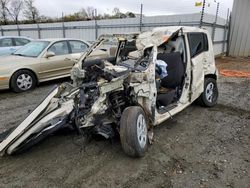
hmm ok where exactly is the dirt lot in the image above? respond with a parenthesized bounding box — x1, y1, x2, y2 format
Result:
(0, 57, 249, 188)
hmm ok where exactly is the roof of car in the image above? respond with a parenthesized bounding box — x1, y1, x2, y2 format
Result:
(0, 36, 32, 39)
(34, 38, 90, 44)
(37, 38, 72, 41)
(150, 26, 208, 34)
(0, 36, 89, 44)
(136, 26, 209, 50)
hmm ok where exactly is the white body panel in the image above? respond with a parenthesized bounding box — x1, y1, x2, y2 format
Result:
(0, 87, 59, 155)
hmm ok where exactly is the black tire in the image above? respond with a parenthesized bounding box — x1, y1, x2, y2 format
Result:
(120, 106, 148, 157)
(10, 70, 37, 93)
(197, 78, 218, 107)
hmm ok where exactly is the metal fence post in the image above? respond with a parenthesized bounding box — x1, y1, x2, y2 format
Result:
(212, 2, 220, 42)
(17, 25, 21, 36)
(37, 24, 41, 39)
(200, 0, 206, 28)
(95, 19, 98, 40)
(62, 12, 66, 38)
(226, 14, 232, 56)
(139, 4, 143, 32)
(0, 27, 4, 36)
(62, 22, 66, 38)
(222, 8, 230, 54)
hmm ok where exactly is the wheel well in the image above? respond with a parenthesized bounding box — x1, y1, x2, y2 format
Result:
(205, 74, 217, 80)
(9, 69, 38, 87)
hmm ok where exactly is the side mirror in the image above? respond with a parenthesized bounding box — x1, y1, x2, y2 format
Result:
(45, 51, 55, 58)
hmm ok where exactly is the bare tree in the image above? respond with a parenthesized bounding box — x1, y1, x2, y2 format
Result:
(86, 6, 95, 19)
(112, 7, 120, 16)
(0, 0, 10, 24)
(7, 0, 23, 24)
(78, 8, 87, 19)
(23, 0, 39, 23)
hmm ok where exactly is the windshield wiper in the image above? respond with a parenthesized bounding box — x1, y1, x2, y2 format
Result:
(13, 53, 33, 57)
(13, 53, 25, 56)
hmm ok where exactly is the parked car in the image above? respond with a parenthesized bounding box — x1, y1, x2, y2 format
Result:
(0, 36, 32, 56)
(0, 27, 219, 157)
(0, 38, 94, 92)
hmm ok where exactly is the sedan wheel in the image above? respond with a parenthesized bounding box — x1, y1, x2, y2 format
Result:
(11, 70, 37, 93)
(17, 74, 33, 91)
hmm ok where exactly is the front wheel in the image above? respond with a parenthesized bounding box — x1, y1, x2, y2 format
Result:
(197, 78, 218, 107)
(10, 70, 37, 93)
(120, 106, 148, 157)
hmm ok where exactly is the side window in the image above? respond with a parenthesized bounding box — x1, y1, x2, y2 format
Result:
(0, 38, 13, 47)
(48, 41, 69, 56)
(203, 34, 209, 52)
(15, 38, 30, 46)
(188, 33, 209, 58)
(69, 41, 88, 53)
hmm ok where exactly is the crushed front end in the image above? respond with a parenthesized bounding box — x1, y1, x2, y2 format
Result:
(0, 34, 157, 155)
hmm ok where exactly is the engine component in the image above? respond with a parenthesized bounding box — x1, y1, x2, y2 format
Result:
(109, 91, 126, 119)
(93, 123, 115, 139)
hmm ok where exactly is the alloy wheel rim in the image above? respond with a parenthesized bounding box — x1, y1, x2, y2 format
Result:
(137, 114, 147, 148)
(205, 82, 215, 103)
(17, 74, 33, 90)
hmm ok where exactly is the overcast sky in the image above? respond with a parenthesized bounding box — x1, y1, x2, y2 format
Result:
(34, 0, 234, 19)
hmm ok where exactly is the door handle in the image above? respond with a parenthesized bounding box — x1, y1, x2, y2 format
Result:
(64, 57, 71, 61)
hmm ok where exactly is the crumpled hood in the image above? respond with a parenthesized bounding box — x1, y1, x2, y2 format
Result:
(136, 26, 182, 50)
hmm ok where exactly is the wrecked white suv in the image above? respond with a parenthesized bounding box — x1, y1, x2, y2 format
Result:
(0, 27, 219, 157)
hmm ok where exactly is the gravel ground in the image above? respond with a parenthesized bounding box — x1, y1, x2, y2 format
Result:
(0, 58, 249, 188)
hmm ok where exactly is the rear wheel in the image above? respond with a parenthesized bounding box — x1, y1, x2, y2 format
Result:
(10, 70, 37, 93)
(197, 78, 218, 107)
(120, 106, 148, 157)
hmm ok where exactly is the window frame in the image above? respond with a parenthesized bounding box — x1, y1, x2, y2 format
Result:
(68, 40, 89, 54)
(176, 35, 188, 64)
(0, 38, 14, 47)
(187, 32, 209, 58)
(47, 40, 70, 56)
(13, 38, 31, 46)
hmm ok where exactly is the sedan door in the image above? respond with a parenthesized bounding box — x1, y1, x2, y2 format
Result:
(39, 41, 73, 81)
(68, 40, 88, 61)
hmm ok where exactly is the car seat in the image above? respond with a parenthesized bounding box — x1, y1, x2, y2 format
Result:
(157, 52, 184, 89)
(156, 52, 185, 107)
